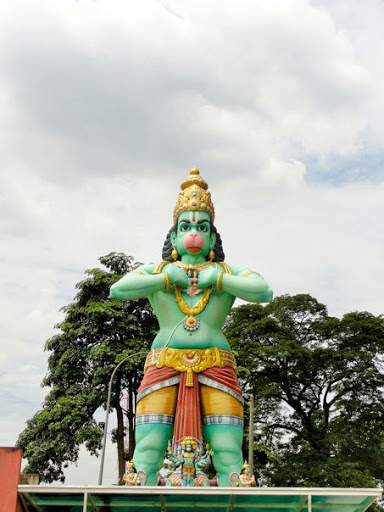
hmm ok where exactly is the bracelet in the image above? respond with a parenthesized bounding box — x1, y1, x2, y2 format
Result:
(216, 270, 224, 292)
(163, 271, 171, 291)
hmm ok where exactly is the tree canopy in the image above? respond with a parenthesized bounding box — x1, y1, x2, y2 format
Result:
(17, 252, 157, 483)
(225, 294, 384, 487)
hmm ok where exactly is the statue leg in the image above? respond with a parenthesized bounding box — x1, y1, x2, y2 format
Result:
(200, 382, 244, 486)
(203, 424, 243, 486)
(134, 423, 173, 485)
(134, 384, 178, 485)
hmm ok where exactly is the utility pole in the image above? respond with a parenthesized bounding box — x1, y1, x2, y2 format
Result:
(98, 351, 146, 485)
(248, 394, 255, 476)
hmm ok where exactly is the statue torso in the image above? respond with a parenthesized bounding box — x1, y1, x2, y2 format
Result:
(183, 452, 195, 465)
(148, 263, 236, 350)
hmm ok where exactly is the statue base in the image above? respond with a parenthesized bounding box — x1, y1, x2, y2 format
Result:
(18, 485, 382, 512)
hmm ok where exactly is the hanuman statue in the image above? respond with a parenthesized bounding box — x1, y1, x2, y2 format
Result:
(111, 168, 273, 486)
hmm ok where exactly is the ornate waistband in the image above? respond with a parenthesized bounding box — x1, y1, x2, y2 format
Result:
(145, 347, 237, 387)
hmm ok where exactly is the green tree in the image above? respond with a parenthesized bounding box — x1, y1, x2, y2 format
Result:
(17, 252, 157, 483)
(225, 294, 384, 487)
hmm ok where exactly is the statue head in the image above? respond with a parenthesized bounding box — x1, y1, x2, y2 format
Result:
(242, 461, 250, 476)
(126, 460, 135, 474)
(162, 169, 225, 261)
(170, 210, 216, 261)
(181, 436, 197, 453)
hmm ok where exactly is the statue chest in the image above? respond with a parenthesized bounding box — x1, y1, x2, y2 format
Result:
(183, 453, 195, 465)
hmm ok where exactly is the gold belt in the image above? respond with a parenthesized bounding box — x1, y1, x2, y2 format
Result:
(145, 347, 237, 387)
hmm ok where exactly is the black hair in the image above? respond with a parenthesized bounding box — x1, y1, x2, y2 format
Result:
(162, 222, 225, 262)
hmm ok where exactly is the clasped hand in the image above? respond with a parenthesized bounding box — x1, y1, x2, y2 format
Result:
(166, 264, 221, 290)
(166, 265, 189, 288)
(197, 266, 221, 289)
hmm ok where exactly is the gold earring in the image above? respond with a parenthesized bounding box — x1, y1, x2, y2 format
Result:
(172, 245, 179, 261)
(209, 248, 215, 261)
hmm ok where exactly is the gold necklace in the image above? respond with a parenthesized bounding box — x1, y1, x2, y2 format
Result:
(174, 261, 214, 270)
(174, 286, 212, 331)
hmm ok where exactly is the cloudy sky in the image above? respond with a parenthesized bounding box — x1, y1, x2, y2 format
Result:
(1, 0, 383, 485)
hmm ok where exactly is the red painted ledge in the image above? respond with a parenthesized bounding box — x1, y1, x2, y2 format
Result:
(0, 447, 22, 512)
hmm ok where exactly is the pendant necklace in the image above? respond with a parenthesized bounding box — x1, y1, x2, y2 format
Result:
(173, 262, 214, 331)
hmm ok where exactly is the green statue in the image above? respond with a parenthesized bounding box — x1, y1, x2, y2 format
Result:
(110, 168, 273, 486)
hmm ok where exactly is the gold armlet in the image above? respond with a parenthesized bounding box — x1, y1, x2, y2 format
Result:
(240, 271, 260, 278)
(153, 261, 170, 274)
(216, 270, 224, 292)
(163, 271, 171, 291)
(218, 262, 233, 275)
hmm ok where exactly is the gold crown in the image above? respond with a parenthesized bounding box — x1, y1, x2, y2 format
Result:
(181, 436, 198, 448)
(173, 168, 215, 224)
(242, 461, 250, 469)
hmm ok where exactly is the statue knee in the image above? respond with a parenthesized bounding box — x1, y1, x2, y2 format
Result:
(134, 423, 172, 468)
(134, 445, 164, 468)
(204, 424, 243, 468)
(213, 446, 243, 468)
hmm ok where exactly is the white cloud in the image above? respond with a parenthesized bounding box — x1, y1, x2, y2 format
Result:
(257, 159, 306, 188)
(0, 0, 379, 185)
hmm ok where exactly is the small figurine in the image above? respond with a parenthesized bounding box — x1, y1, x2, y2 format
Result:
(167, 437, 212, 486)
(238, 461, 256, 487)
(176, 437, 198, 487)
(122, 460, 140, 486)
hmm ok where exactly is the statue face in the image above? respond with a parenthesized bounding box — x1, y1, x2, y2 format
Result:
(171, 211, 216, 259)
(185, 444, 192, 451)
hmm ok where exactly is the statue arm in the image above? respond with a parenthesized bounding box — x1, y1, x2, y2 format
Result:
(110, 264, 166, 300)
(221, 266, 273, 303)
(169, 452, 182, 466)
(198, 264, 273, 303)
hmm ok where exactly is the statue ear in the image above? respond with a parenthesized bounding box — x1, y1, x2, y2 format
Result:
(210, 232, 216, 248)
(171, 231, 177, 245)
